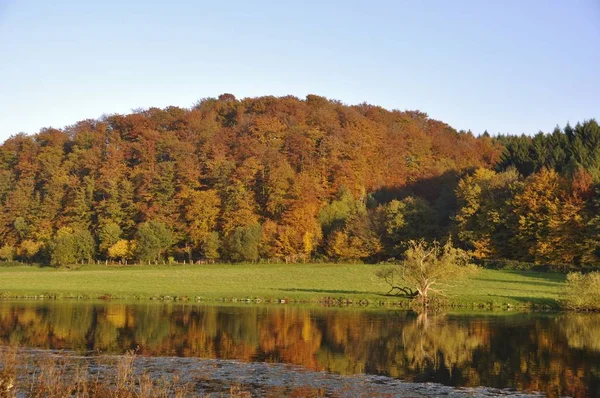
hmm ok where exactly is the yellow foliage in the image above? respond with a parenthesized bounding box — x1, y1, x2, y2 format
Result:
(302, 232, 314, 255)
(326, 230, 378, 260)
(56, 226, 74, 237)
(108, 239, 134, 260)
(18, 240, 43, 259)
(262, 200, 322, 262)
(455, 167, 520, 260)
(182, 189, 221, 246)
(513, 169, 587, 266)
(0, 244, 15, 261)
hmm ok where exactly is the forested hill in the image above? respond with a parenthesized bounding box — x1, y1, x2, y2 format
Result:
(0, 94, 598, 269)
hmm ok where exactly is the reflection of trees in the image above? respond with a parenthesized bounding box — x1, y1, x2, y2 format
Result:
(49, 303, 93, 346)
(401, 313, 483, 373)
(130, 305, 171, 353)
(554, 314, 600, 396)
(0, 302, 599, 396)
(559, 314, 600, 352)
(257, 309, 323, 369)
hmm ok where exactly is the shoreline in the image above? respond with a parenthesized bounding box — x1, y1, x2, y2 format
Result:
(0, 293, 561, 312)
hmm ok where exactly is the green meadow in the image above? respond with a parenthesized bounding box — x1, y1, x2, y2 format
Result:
(0, 263, 566, 309)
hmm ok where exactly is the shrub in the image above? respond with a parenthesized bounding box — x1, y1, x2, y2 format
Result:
(99, 222, 122, 257)
(563, 272, 600, 311)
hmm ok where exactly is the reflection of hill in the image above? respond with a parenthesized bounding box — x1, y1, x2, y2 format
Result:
(0, 302, 598, 397)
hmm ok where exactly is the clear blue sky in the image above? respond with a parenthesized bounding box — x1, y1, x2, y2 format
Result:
(1, 0, 598, 142)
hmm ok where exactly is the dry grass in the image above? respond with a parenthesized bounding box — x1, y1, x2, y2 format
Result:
(0, 347, 247, 397)
(0, 347, 16, 397)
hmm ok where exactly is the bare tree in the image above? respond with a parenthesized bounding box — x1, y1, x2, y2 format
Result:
(378, 238, 476, 307)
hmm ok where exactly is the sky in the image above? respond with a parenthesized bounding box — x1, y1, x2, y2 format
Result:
(0, 0, 598, 142)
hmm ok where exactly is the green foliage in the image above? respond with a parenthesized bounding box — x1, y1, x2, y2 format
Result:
(49, 230, 77, 267)
(479, 259, 543, 271)
(455, 168, 520, 259)
(98, 222, 122, 256)
(202, 232, 221, 260)
(563, 272, 600, 311)
(223, 224, 261, 262)
(497, 120, 600, 177)
(73, 228, 96, 263)
(13, 216, 28, 239)
(381, 196, 437, 255)
(49, 227, 95, 267)
(134, 221, 173, 262)
(318, 187, 364, 236)
(319, 189, 383, 262)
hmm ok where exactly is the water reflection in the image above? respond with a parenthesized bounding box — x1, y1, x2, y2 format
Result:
(0, 301, 598, 397)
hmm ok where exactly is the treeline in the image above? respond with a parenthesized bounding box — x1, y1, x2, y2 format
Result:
(496, 121, 600, 177)
(457, 120, 600, 270)
(0, 94, 499, 265)
(0, 93, 597, 269)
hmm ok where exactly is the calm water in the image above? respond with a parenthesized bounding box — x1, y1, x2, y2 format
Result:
(0, 301, 598, 397)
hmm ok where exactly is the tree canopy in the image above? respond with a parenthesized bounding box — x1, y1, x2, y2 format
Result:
(0, 94, 598, 269)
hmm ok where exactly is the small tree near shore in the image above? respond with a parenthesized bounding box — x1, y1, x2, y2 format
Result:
(377, 238, 475, 307)
(563, 272, 600, 311)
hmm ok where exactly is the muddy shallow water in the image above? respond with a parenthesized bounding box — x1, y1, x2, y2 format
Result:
(7, 348, 544, 397)
(0, 301, 599, 397)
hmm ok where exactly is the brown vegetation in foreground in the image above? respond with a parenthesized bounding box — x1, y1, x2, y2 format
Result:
(0, 347, 249, 398)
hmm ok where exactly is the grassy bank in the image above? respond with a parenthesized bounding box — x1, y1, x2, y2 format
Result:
(0, 263, 566, 309)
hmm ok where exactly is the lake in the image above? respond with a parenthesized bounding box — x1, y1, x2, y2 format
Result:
(0, 301, 598, 397)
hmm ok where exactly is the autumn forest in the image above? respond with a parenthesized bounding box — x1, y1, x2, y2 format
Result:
(1, 94, 599, 270)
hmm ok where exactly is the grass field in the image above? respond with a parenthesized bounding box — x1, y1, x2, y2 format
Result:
(0, 263, 566, 309)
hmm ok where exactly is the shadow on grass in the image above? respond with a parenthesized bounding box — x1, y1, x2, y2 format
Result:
(498, 270, 566, 283)
(488, 295, 561, 308)
(474, 278, 563, 288)
(278, 288, 388, 297)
